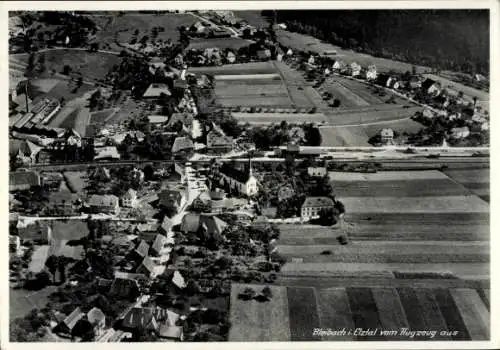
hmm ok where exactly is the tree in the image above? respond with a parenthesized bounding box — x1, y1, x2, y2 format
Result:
(261, 285, 273, 299)
(332, 98, 341, 107)
(61, 64, 71, 75)
(238, 287, 256, 300)
(89, 42, 99, 52)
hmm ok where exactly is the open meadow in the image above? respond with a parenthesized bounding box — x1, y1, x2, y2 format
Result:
(229, 284, 490, 341)
(187, 38, 252, 50)
(92, 13, 196, 45)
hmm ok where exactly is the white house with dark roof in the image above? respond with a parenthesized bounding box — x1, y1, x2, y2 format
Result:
(87, 194, 120, 215)
(121, 189, 138, 208)
(301, 197, 335, 220)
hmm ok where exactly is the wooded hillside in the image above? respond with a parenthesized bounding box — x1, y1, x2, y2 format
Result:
(266, 10, 489, 75)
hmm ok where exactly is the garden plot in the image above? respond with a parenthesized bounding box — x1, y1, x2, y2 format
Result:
(315, 288, 355, 340)
(287, 287, 321, 341)
(346, 288, 385, 340)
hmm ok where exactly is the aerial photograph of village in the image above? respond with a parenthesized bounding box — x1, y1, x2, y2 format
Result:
(7, 8, 491, 343)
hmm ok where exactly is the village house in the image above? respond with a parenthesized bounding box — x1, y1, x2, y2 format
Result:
(405, 75, 422, 90)
(109, 276, 141, 299)
(118, 307, 168, 336)
(130, 167, 145, 183)
(278, 185, 295, 201)
(349, 62, 362, 77)
(147, 115, 170, 132)
(158, 310, 184, 342)
(451, 126, 470, 139)
(9, 170, 41, 191)
(171, 136, 194, 155)
(218, 158, 259, 197)
(158, 189, 186, 213)
(226, 51, 236, 63)
(87, 194, 120, 215)
(47, 192, 81, 216)
(257, 49, 271, 60)
(380, 128, 395, 145)
(307, 166, 327, 178)
(142, 83, 172, 99)
(151, 234, 171, 256)
(301, 196, 335, 220)
(135, 256, 161, 278)
(422, 78, 441, 95)
(121, 189, 138, 208)
(376, 73, 391, 88)
(332, 60, 345, 72)
(366, 65, 377, 80)
(89, 167, 111, 182)
(206, 129, 233, 154)
(73, 307, 106, 339)
(94, 146, 121, 161)
(56, 307, 85, 336)
(180, 213, 228, 236)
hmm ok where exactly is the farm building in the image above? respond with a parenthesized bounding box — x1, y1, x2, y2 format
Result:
(158, 189, 186, 213)
(226, 51, 236, 63)
(172, 136, 194, 154)
(9, 170, 41, 191)
(87, 194, 120, 215)
(206, 129, 233, 153)
(94, 146, 120, 160)
(142, 83, 172, 99)
(422, 78, 442, 95)
(218, 158, 259, 197)
(301, 196, 335, 220)
(180, 213, 228, 236)
(47, 192, 81, 216)
(147, 115, 169, 131)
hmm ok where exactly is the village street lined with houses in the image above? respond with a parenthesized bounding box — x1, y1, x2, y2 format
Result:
(7, 8, 491, 344)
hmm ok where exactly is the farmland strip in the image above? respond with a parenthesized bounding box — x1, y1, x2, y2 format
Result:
(449, 288, 490, 340)
(287, 286, 321, 341)
(371, 288, 409, 340)
(433, 288, 471, 340)
(346, 287, 385, 340)
(414, 289, 451, 340)
(397, 288, 427, 340)
(315, 288, 355, 341)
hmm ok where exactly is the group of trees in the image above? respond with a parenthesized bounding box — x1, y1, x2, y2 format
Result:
(269, 10, 489, 75)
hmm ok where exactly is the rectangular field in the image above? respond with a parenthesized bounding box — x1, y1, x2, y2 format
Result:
(189, 61, 277, 75)
(218, 96, 292, 108)
(187, 37, 252, 50)
(287, 287, 321, 341)
(325, 105, 422, 126)
(231, 112, 327, 124)
(315, 288, 355, 340)
(432, 288, 471, 340)
(371, 288, 409, 340)
(443, 168, 490, 201)
(329, 179, 470, 198)
(215, 83, 288, 97)
(340, 196, 490, 214)
(229, 284, 291, 341)
(346, 288, 384, 340)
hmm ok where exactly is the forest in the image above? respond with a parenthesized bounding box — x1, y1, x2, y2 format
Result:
(266, 10, 489, 75)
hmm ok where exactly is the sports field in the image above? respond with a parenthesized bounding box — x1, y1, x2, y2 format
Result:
(229, 284, 490, 341)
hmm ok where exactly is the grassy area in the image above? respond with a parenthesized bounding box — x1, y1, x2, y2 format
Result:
(10, 286, 57, 319)
(229, 283, 291, 341)
(187, 38, 252, 50)
(94, 13, 195, 45)
(18, 50, 121, 82)
(442, 169, 490, 201)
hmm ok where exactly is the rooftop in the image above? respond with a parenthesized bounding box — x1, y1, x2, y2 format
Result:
(302, 196, 335, 208)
